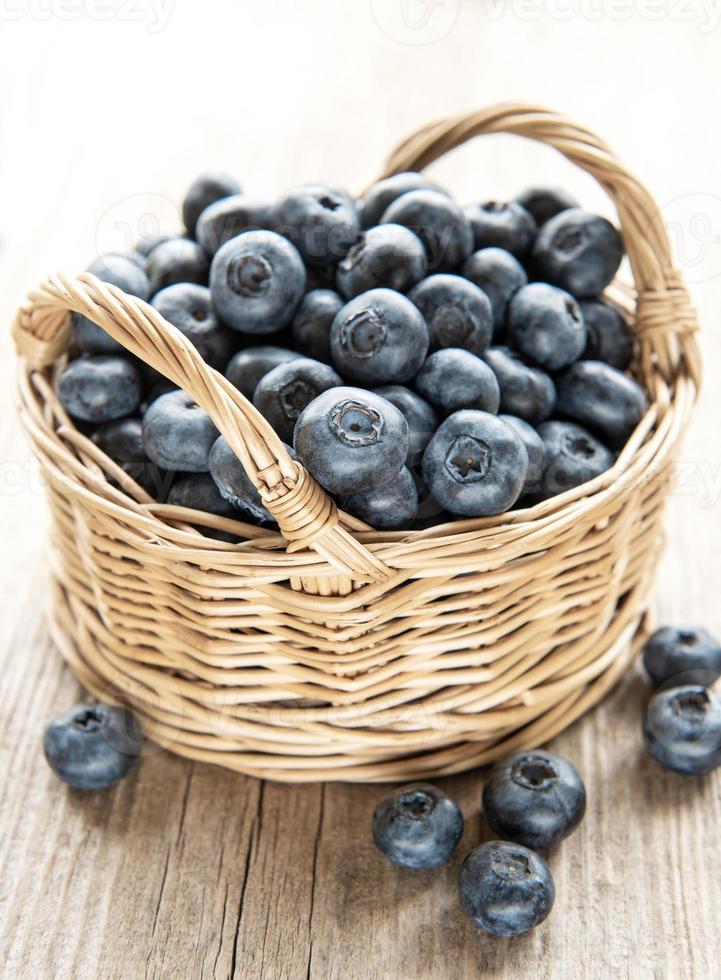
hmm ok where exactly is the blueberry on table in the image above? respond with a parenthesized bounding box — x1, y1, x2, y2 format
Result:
(415, 349, 500, 416)
(408, 274, 493, 357)
(359, 171, 449, 229)
(74, 253, 150, 355)
(225, 345, 301, 401)
(507, 282, 586, 372)
(642, 627, 721, 690)
(533, 208, 624, 298)
(643, 686, 721, 775)
(462, 247, 528, 336)
(458, 840, 555, 937)
(555, 359, 647, 449)
(372, 783, 463, 869)
(146, 237, 210, 295)
(151, 283, 236, 370)
(579, 299, 635, 370)
(208, 434, 292, 524)
(422, 410, 528, 517)
(536, 420, 614, 500)
(330, 288, 429, 386)
(166, 472, 238, 516)
(464, 201, 537, 258)
(293, 386, 409, 496)
(499, 415, 545, 498)
(272, 183, 359, 267)
(483, 346, 556, 425)
(482, 750, 586, 851)
(381, 189, 473, 273)
(291, 289, 344, 363)
(142, 389, 218, 472)
(374, 384, 438, 469)
(195, 194, 273, 256)
(57, 355, 141, 423)
(182, 171, 241, 237)
(336, 224, 427, 298)
(339, 466, 419, 530)
(514, 186, 579, 228)
(210, 230, 306, 334)
(43, 703, 141, 790)
(253, 357, 341, 444)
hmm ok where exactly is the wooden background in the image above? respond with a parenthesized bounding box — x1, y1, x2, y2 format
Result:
(2, 3, 721, 977)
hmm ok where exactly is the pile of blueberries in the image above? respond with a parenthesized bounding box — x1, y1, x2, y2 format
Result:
(55, 170, 648, 531)
(372, 749, 585, 937)
(41, 626, 721, 940)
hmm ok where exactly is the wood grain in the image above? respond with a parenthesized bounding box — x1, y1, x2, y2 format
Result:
(2, 4, 721, 977)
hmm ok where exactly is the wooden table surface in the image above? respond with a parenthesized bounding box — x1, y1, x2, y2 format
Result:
(2, 4, 721, 977)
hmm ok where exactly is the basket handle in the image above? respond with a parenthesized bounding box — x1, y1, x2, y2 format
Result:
(378, 102, 701, 390)
(12, 273, 393, 584)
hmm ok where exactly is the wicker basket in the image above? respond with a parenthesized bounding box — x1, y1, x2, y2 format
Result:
(13, 104, 701, 783)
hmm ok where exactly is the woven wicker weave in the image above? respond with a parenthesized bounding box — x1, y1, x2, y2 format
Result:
(13, 104, 701, 782)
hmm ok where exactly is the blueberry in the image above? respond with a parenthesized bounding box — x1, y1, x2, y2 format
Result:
(580, 300, 635, 370)
(291, 289, 343, 362)
(74, 253, 150, 354)
(293, 386, 409, 495)
(336, 224, 427, 299)
(408, 274, 492, 356)
(462, 247, 527, 336)
(533, 208, 624, 297)
(643, 686, 721, 775)
(330, 288, 429, 386)
(339, 466, 418, 530)
(555, 360, 647, 449)
(57, 355, 141, 423)
(464, 201, 537, 258)
(272, 183, 359, 266)
(195, 194, 273, 256)
(483, 346, 556, 425)
(146, 237, 210, 295)
(166, 471, 238, 516)
(499, 415, 545, 497)
(482, 750, 586, 851)
(134, 232, 175, 258)
(210, 230, 306, 334)
(142, 389, 218, 472)
(182, 172, 241, 237)
(43, 703, 141, 790)
(642, 627, 721, 690)
(514, 186, 579, 227)
(208, 435, 295, 524)
(507, 283, 586, 372)
(458, 841, 555, 937)
(371, 783, 463, 870)
(374, 384, 438, 468)
(422, 410, 527, 517)
(359, 171, 448, 229)
(253, 357, 341, 443)
(151, 283, 236, 370)
(415, 349, 500, 416)
(225, 345, 301, 401)
(536, 420, 614, 499)
(381, 189, 473, 273)
(91, 416, 168, 498)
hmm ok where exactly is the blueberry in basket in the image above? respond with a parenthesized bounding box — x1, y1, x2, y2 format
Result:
(359, 171, 449, 229)
(536, 420, 614, 500)
(225, 345, 301, 401)
(374, 384, 438, 469)
(408, 273, 493, 356)
(514, 185, 579, 227)
(579, 299, 635, 370)
(462, 247, 527, 336)
(381, 188, 473, 273)
(151, 283, 236, 370)
(195, 193, 273, 256)
(146, 237, 210, 295)
(507, 282, 586, 372)
(272, 183, 359, 267)
(415, 349, 500, 416)
(291, 289, 344, 362)
(555, 359, 647, 449)
(208, 435, 280, 524)
(142, 389, 219, 472)
(483, 346, 556, 425)
(533, 207, 624, 297)
(464, 200, 537, 258)
(339, 466, 419, 530)
(253, 356, 342, 443)
(336, 224, 427, 299)
(57, 355, 142, 423)
(74, 253, 150, 355)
